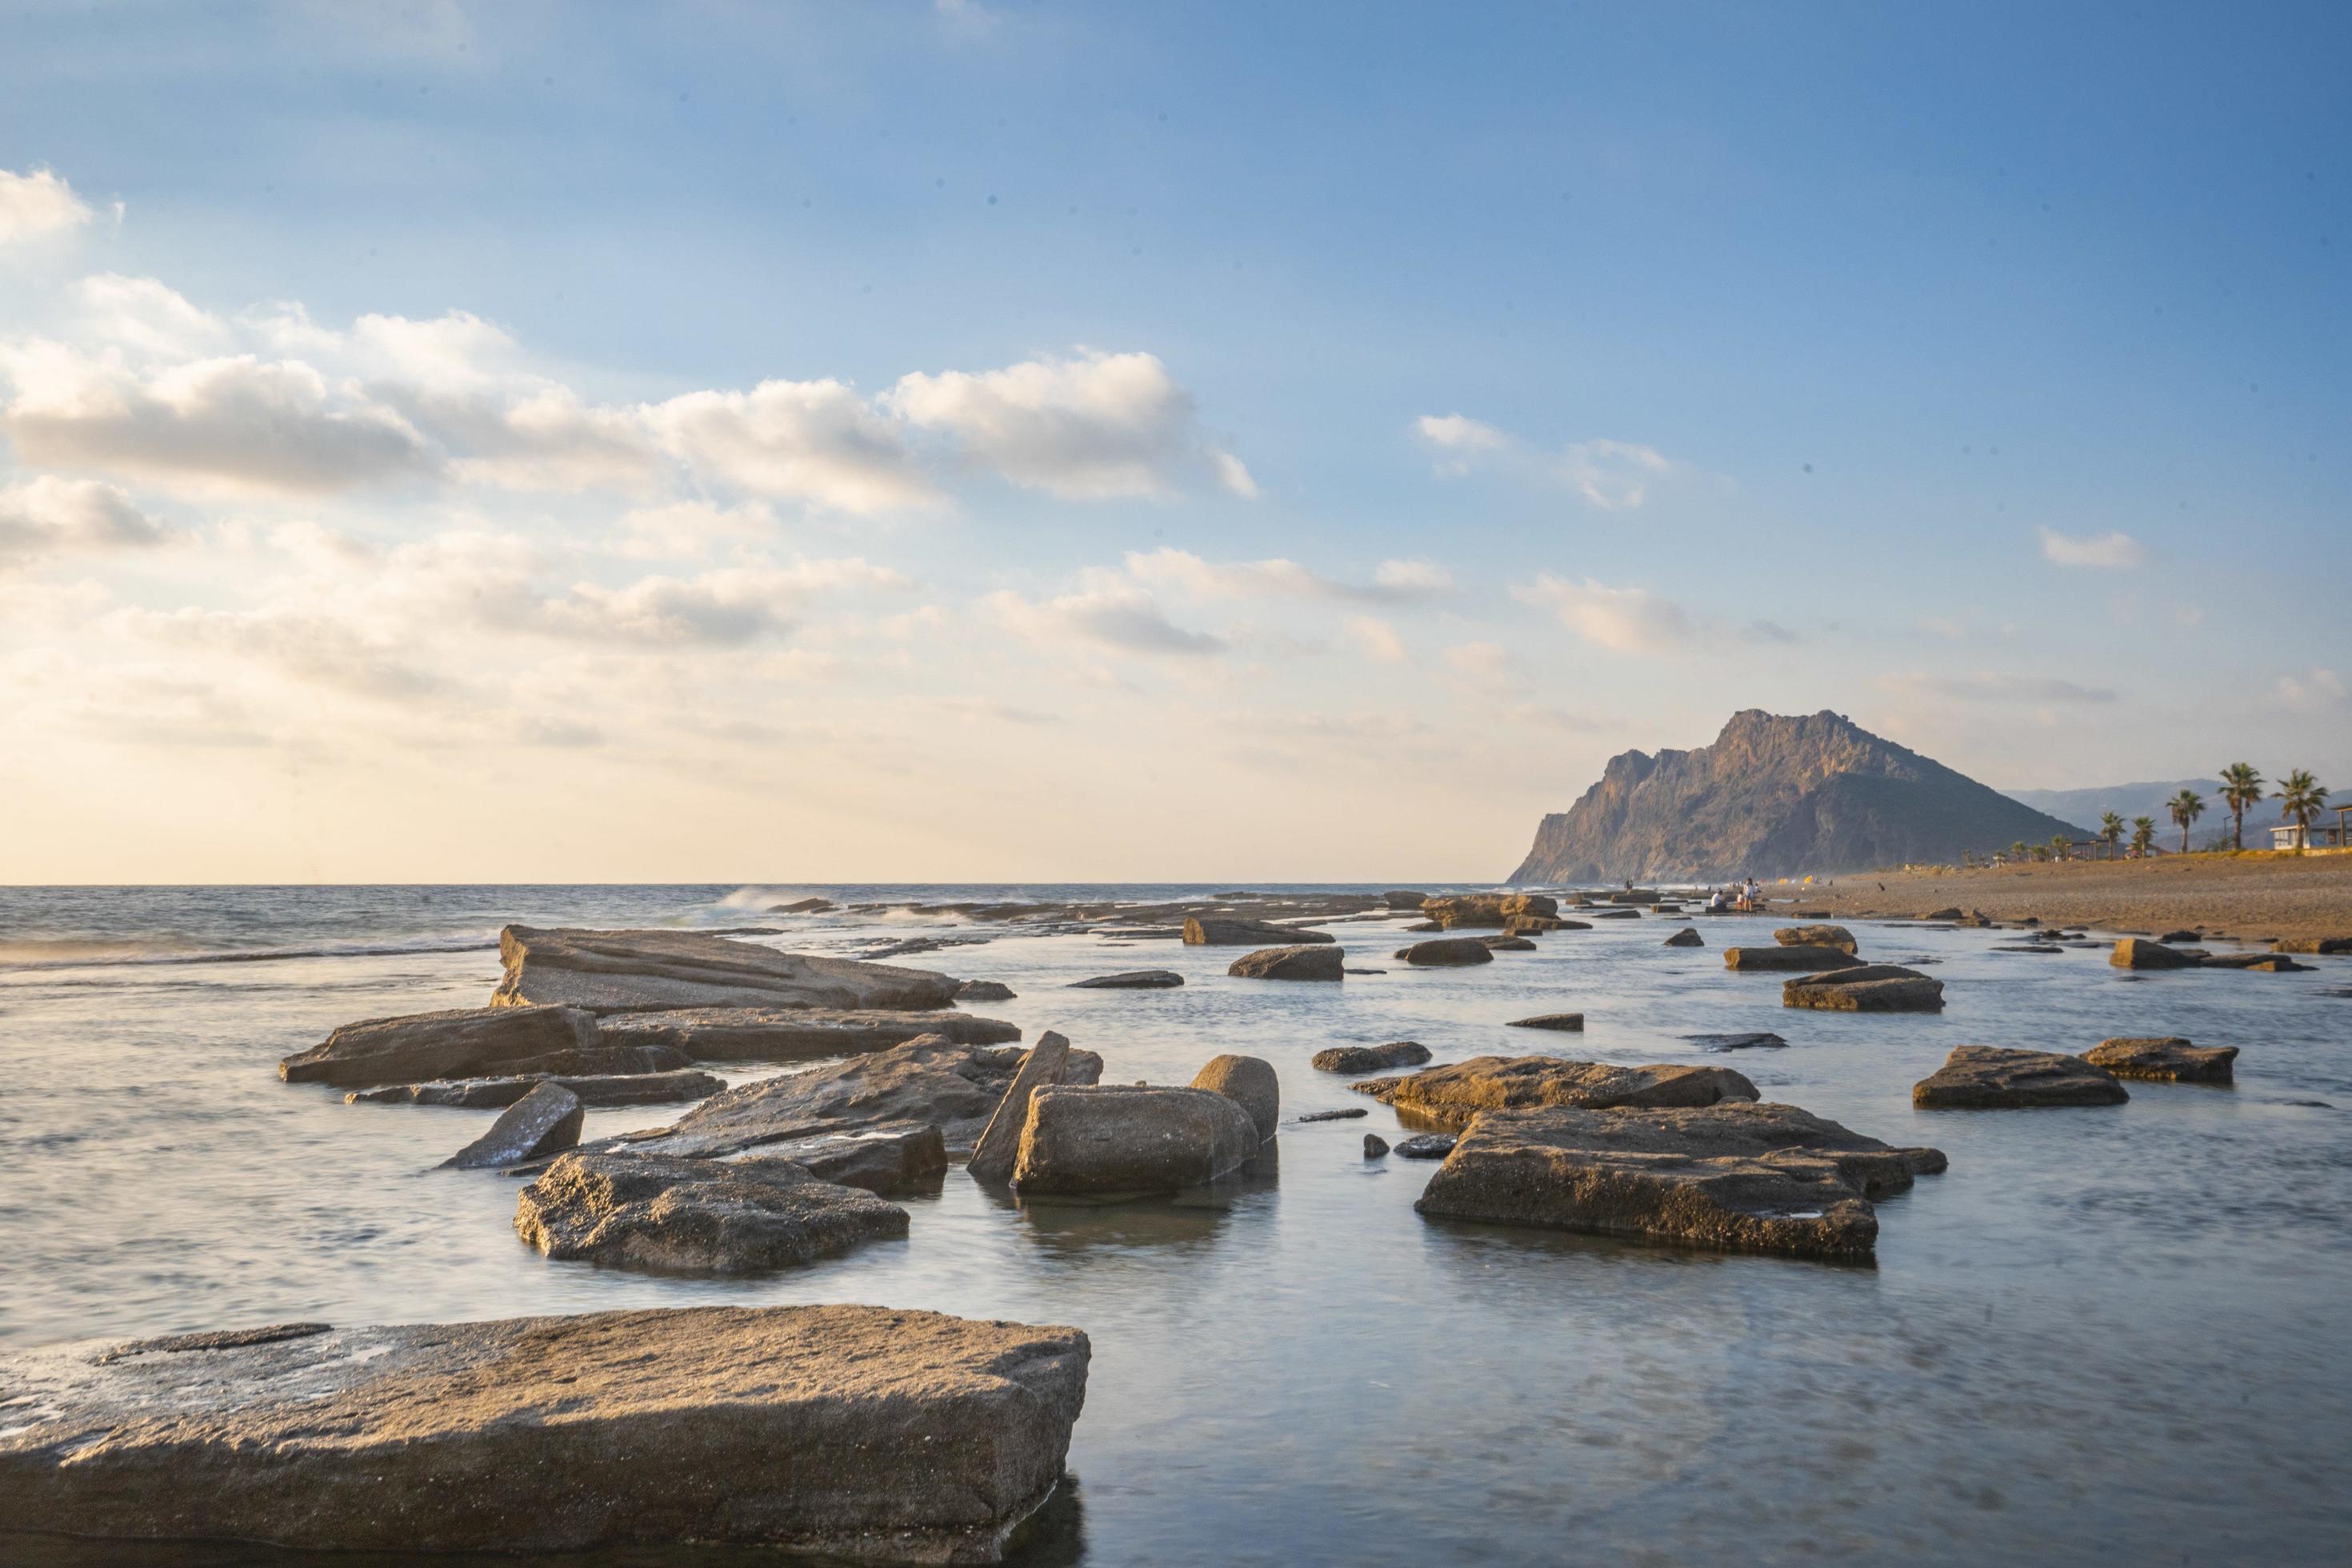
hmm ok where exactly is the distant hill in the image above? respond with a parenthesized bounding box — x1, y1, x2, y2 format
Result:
(2002, 779, 2233, 846)
(1509, 710, 2090, 883)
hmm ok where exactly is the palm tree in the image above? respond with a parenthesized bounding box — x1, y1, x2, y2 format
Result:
(2130, 815, 2156, 858)
(2098, 810, 2125, 858)
(2218, 763, 2263, 852)
(2010, 840, 2028, 864)
(2050, 833, 2071, 862)
(2168, 789, 2206, 855)
(2274, 770, 2330, 850)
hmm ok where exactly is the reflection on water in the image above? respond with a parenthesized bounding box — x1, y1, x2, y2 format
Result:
(3, 884, 2350, 1564)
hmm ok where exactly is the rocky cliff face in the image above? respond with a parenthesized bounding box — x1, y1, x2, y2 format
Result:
(1510, 710, 2088, 883)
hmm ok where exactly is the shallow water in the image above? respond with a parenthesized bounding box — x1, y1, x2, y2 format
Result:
(3, 885, 2350, 1565)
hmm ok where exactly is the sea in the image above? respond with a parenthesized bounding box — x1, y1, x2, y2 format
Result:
(2, 883, 2349, 1566)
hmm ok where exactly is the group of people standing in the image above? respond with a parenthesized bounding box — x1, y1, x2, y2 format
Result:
(1703, 877, 1765, 911)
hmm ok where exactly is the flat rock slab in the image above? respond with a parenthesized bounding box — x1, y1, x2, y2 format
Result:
(1725, 945, 1863, 973)
(349, 1067, 726, 1109)
(1182, 917, 1334, 946)
(2110, 938, 2195, 970)
(1353, 1055, 1758, 1127)
(1591, 908, 1642, 919)
(1227, 944, 1345, 981)
(279, 1004, 609, 1087)
(741, 1125, 952, 1195)
(1297, 1108, 1368, 1122)
(1506, 1012, 1585, 1031)
(1393, 938, 1494, 966)
(1479, 934, 1538, 951)
(0, 1304, 1087, 1562)
(601, 1006, 1018, 1061)
(1420, 893, 1558, 929)
(1913, 1046, 2130, 1109)
(492, 926, 961, 1014)
(1782, 964, 1946, 1012)
(1774, 924, 1858, 954)
(2274, 936, 2352, 954)
(1685, 1032, 1789, 1052)
(2200, 954, 2312, 972)
(1414, 1102, 1948, 1262)
(442, 1082, 583, 1170)
(1068, 970, 1186, 989)
(615, 1036, 1103, 1161)
(1311, 1041, 1432, 1074)
(1010, 1085, 1262, 1196)
(517, 1153, 908, 1274)
(2081, 1036, 2238, 1082)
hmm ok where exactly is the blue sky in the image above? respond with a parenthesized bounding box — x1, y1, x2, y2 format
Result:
(2, 1, 2346, 881)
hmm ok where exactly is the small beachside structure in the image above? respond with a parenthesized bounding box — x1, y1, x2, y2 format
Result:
(2269, 807, 2350, 850)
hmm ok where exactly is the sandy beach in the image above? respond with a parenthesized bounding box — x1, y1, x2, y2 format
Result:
(1785, 852, 2352, 942)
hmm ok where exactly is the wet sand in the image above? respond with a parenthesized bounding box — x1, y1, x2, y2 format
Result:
(1786, 853, 2352, 941)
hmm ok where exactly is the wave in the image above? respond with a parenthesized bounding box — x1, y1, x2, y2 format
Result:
(0, 933, 500, 974)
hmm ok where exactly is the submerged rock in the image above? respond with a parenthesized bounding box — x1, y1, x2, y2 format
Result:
(1010, 1085, 1263, 1195)
(1394, 1134, 1457, 1159)
(0, 1304, 1088, 1561)
(1506, 1012, 1584, 1031)
(1724, 945, 1863, 973)
(1478, 934, 1538, 951)
(1684, 1031, 1789, 1052)
(2081, 1036, 2238, 1082)
(766, 897, 836, 914)
(1392, 938, 1494, 967)
(279, 1005, 608, 1087)
(491, 926, 961, 1014)
(1182, 917, 1334, 946)
(1069, 970, 1186, 989)
(2110, 938, 2195, 970)
(1414, 1102, 1947, 1262)
(601, 1006, 1018, 1061)
(1311, 1041, 1432, 1074)
(1352, 1055, 1758, 1126)
(1364, 1133, 1390, 1158)
(956, 979, 1018, 1002)
(516, 1153, 906, 1273)
(1912, 1046, 2130, 1108)
(1297, 1108, 1368, 1122)
(1191, 1054, 1280, 1141)
(350, 1068, 726, 1109)
(1774, 924, 1858, 954)
(439, 1082, 585, 1170)
(1782, 964, 1946, 1012)
(1227, 944, 1346, 981)
(1663, 927, 1705, 947)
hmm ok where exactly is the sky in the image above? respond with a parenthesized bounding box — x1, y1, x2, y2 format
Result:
(2, 0, 2346, 883)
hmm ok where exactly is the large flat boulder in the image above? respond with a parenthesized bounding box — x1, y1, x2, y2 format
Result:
(1392, 937, 1494, 966)
(1311, 1040, 1431, 1074)
(1228, 944, 1345, 981)
(278, 1005, 615, 1087)
(349, 1067, 726, 1108)
(738, 1125, 951, 1195)
(1506, 1012, 1584, 1031)
(2081, 1036, 2238, 1082)
(2110, 938, 2195, 970)
(515, 1153, 907, 1273)
(1010, 1085, 1262, 1195)
(1352, 1054, 1758, 1127)
(1782, 964, 1946, 1012)
(1420, 893, 1558, 929)
(1724, 945, 1863, 973)
(1414, 1102, 1948, 1262)
(1774, 924, 1858, 954)
(1912, 1046, 2130, 1108)
(2273, 935, 2352, 954)
(491, 926, 961, 1014)
(617, 1035, 1104, 1160)
(442, 1082, 583, 1170)
(599, 1006, 1018, 1061)
(0, 1305, 1086, 1561)
(1068, 970, 1185, 989)
(1182, 916, 1334, 946)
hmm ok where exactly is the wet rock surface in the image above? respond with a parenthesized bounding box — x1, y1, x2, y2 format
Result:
(2110, 938, 2196, 970)
(491, 926, 962, 1014)
(739, 1125, 952, 1195)
(0, 1305, 1089, 1562)
(1069, 970, 1186, 989)
(2081, 1036, 2238, 1082)
(1393, 937, 1494, 966)
(278, 1005, 605, 1087)
(348, 1067, 726, 1108)
(1311, 1041, 1432, 1074)
(1227, 944, 1346, 981)
(1363, 1133, 1390, 1158)
(1010, 1085, 1263, 1195)
(441, 1082, 583, 1170)
(1414, 1102, 1948, 1262)
(1663, 927, 1705, 946)
(1725, 945, 1864, 973)
(1685, 1032, 1789, 1052)
(1912, 1046, 2130, 1108)
(1182, 916, 1335, 946)
(515, 1153, 908, 1273)
(1353, 1055, 1758, 1126)
(1479, 934, 1539, 951)
(1394, 1134, 1457, 1159)
(1782, 964, 1946, 1012)
(601, 1007, 1020, 1061)
(1506, 1012, 1585, 1031)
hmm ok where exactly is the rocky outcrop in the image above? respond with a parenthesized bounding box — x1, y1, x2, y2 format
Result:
(1382, 890, 1431, 910)
(1724, 945, 1863, 973)
(1311, 1041, 1431, 1074)
(767, 897, 835, 913)
(1392, 938, 1494, 966)
(1010, 1086, 1263, 1195)
(1394, 1134, 1457, 1158)
(279, 1006, 617, 1087)
(2080, 1037, 2238, 1082)
(601, 1007, 1018, 1061)
(1479, 934, 1538, 951)
(2273, 936, 2352, 954)
(1414, 1102, 1948, 1262)
(967, 1033, 1086, 1185)
(2110, 938, 2195, 970)
(1226, 945, 1345, 981)
(1182, 917, 1334, 946)
(514, 1154, 907, 1273)
(957, 978, 1018, 1002)
(350, 1068, 725, 1109)
(1912, 1046, 2130, 1108)
(1352, 1056, 1758, 1126)
(1510, 710, 2089, 882)
(1068, 970, 1185, 989)
(614, 1036, 1103, 1161)
(1663, 927, 1704, 947)
(442, 1082, 583, 1170)
(1686, 1032, 1787, 1051)
(1782, 964, 1946, 1012)
(736, 1126, 950, 1195)
(1363, 1133, 1390, 1158)
(1191, 1054, 1279, 1140)
(1506, 1013, 1585, 1031)
(1420, 893, 1559, 930)
(491, 926, 961, 1014)
(0, 1305, 1087, 1562)
(1774, 924, 1857, 954)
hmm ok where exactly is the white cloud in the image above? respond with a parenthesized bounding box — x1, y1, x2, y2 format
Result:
(1443, 640, 1524, 690)
(986, 581, 1224, 657)
(890, 350, 1251, 500)
(1122, 547, 1455, 603)
(1556, 438, 1671, 510)
(1877, 671, 2118, 704)
(450, 386, 665, 494)
(0, 168, 94, 245)
(611, 498, 779, 558)
(72, 275, 229, 357)
(648, 378, 938, 514)
(1514, 574, 1692, 651)
(535, 562, 900, 646)
(0, 476, 170, 566)
(2038, 526, 2145, 570)
(349, 310, 518, 390)
(1418, 414, 1674, 508)
(2274, 667, 2347, 710)
(1344, 616, 1406, 663)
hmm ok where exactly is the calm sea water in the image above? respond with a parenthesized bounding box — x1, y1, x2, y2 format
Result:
(3, 884, 2350, 1566)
